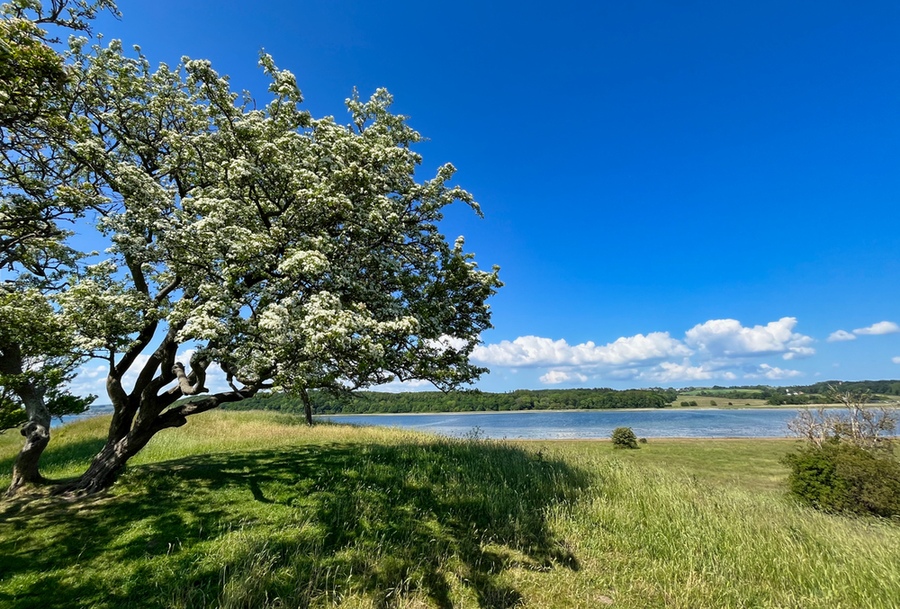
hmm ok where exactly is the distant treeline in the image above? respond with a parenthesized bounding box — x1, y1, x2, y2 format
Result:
(684, 381, 900, 405)
(223, 387, 679, 415)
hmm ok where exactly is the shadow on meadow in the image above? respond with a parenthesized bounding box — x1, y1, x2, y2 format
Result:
(1, 428, 108, 486)
(0, 436, 588, 608)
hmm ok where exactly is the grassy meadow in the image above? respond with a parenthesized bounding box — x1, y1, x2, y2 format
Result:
(673, 395, 771, 408)
(1, 411, 899, 608)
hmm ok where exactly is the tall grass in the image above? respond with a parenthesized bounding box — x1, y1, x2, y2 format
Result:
(530, 445, 900, 608)
(1, 411, 899, 608)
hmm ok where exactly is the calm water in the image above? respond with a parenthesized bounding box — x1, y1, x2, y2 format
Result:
(318, 408, 811, 439)
(58, 406, 896, 440)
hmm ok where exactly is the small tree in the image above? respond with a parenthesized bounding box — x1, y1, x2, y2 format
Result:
(784, 386, 899, 516)
(787, 387, 896, 450)
(611, 426, 639, 449)
(1, 0, 115, 494)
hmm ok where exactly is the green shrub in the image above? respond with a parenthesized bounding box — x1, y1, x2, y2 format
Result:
(783, 442, 900, 517)
(611, 426, 639, 449)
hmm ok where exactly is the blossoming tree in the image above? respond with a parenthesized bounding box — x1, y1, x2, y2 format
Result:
(2, 1, 501, 495)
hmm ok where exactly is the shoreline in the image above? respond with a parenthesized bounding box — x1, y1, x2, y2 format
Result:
(315, 404, 862, 417)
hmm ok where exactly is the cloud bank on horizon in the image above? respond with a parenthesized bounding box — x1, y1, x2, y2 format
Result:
(472, 317, 899, 387)
(70, 317, 900, 399)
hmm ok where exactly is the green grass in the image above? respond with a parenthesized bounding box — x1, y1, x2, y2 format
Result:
(674, 395, 771, 408)
(2, 411, 899, 608)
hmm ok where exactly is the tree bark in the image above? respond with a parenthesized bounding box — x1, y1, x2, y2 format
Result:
(57, 390, 251, 495)
(300, 386, 313, 426)
(56, 428, 153, 495)
(7, 417, 51, 495)
(2, 344, 52, 496)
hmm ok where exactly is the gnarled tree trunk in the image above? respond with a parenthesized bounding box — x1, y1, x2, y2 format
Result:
(8, 417, 52, 495)
(2, 344, 52, 497)
(57, 387, 253, 496)
(62, 428, 154, 495)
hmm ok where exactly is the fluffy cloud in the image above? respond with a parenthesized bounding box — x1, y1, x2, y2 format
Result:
(68, 364, 109, 400)
(853, 321, 900, 336)
(369, 378, 433, 392)
(827, 330, 856, 342)
(892, 356, 900, 365)
(828, 321, 899, 343)
(783, 347, 815, 360)
(471, 332, 691, 367)
(684, 317, 814, 359)
(638, 362, 720, 383)
(540, 370, 589, 384)
(746, 364, 802, 380)
(475, 317, 816, 385)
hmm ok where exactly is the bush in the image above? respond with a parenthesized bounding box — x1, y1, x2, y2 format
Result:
(783, 442, 900, 517)
(783, 387, 900, 517)
(611, 427, 639, 449)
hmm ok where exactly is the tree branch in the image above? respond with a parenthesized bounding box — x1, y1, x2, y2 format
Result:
(149, 389, 256, 434)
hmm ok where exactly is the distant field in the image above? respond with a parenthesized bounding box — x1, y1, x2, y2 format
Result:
(674, 394, 771, 408)
(680, 388, 767, 396)
(2, 412, 898, 608)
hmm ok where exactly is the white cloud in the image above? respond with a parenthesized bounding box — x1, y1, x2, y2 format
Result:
(68, 364, 108, 401)
(783, 347, 815, 360)
(638, 361, 716, 383)
(684, 317, 814, 359)
(827, 330, 856, 342)
(426, 335, 470, 351)
(892, 356, 900, 365)
(473, 317, 817, 386)
(853, 321, 900, 336)
(471, 332, 691, 367)
(828, 322, 898, 343)
(540, 370, 588, 384)
(746, 364, 802, 380)
(369, 378, 433, 392)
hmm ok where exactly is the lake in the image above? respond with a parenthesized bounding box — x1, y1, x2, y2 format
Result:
(58, 406, 895, 440)
(318, 408, 812, 439)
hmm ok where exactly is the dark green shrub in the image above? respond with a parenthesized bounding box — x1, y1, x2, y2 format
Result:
(783, 442, 900, 517)
(611, 426, 639, 449)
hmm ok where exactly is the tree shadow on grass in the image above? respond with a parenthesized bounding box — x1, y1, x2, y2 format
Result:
(0, 437, 588, 609)
(0, 435, 107, 491)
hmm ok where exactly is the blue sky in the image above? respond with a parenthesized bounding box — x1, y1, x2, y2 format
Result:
(78, 1, 900, 393)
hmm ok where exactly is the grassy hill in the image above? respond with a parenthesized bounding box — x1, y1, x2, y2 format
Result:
(1, 411, 899, 608)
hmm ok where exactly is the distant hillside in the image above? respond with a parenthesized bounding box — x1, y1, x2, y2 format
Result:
(681, 380, 900, 405)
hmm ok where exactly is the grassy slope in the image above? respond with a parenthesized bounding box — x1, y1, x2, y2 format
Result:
(0, 412, 898, 609)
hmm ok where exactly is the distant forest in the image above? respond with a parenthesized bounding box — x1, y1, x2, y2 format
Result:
(220, 380, 900, 415)
(223, 387, 678, 415)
